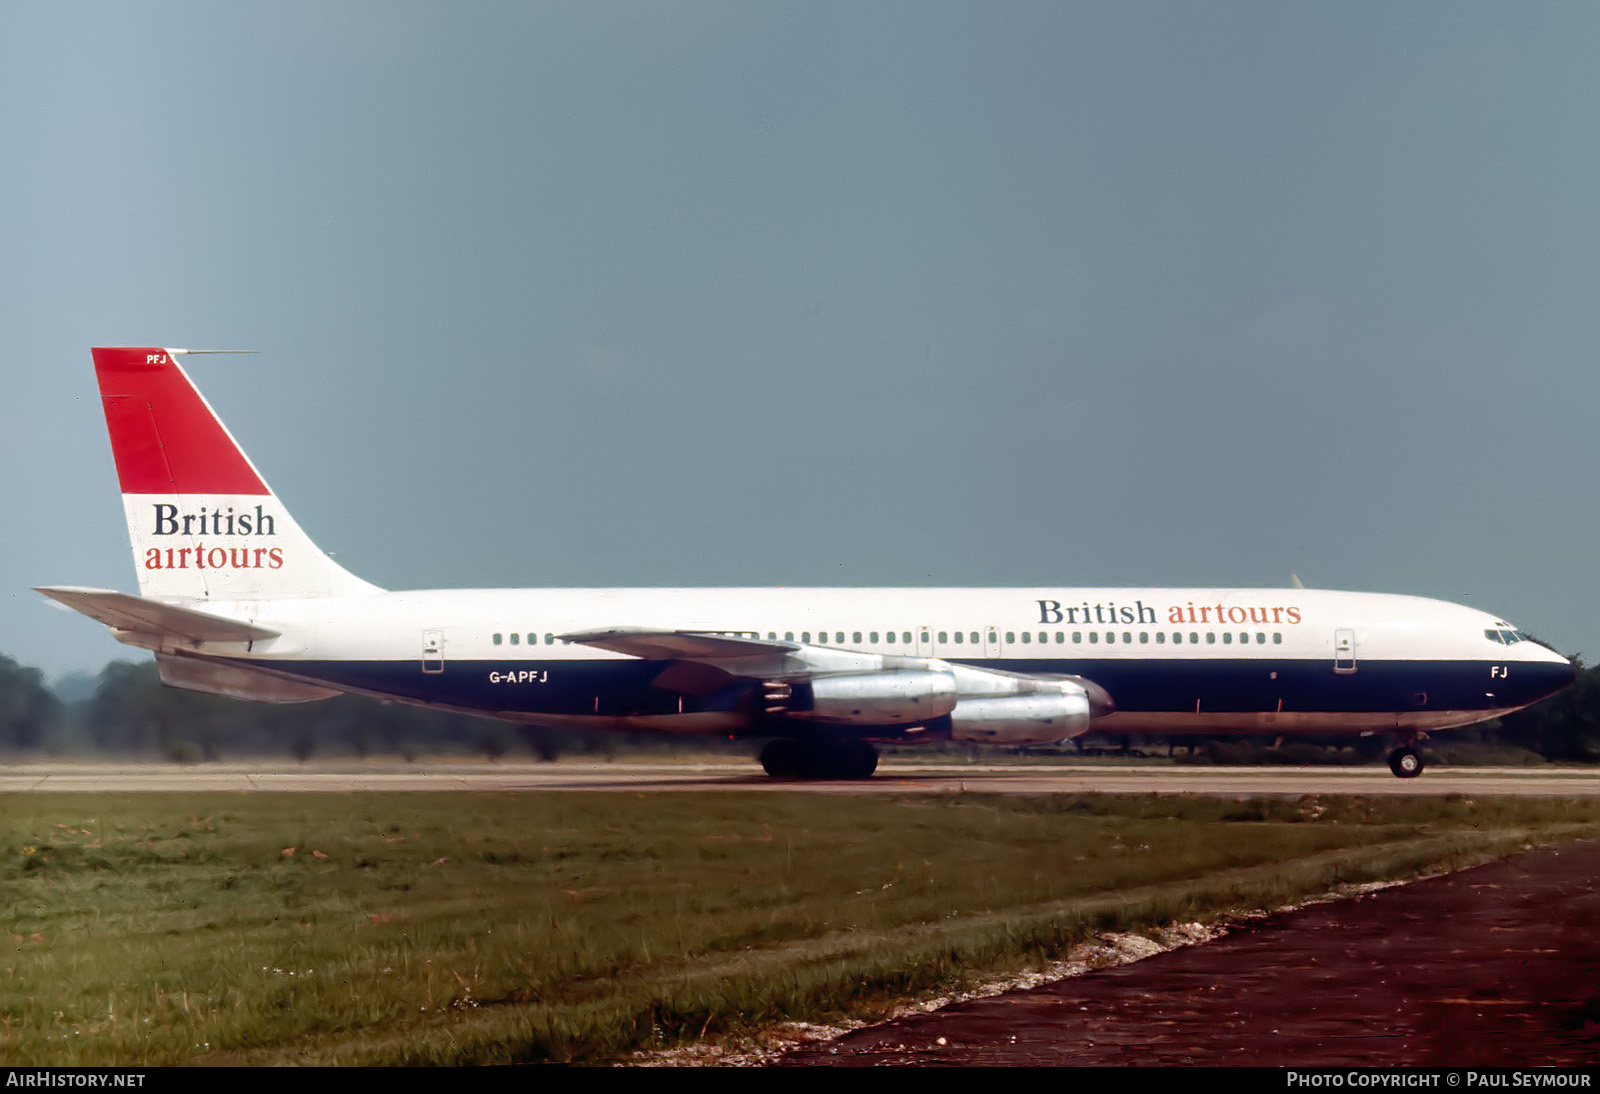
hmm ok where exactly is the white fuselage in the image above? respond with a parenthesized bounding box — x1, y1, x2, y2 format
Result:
(162, 585, 1573, 739)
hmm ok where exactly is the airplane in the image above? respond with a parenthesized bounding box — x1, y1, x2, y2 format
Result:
(37, 347, 1576, 780)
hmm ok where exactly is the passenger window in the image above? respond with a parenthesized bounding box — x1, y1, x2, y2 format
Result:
(1123, 632, 1132, 644)
(785, 631, 794, 641)
(870, 631, 879, 643)
(1089, 632, 1098, 644)
(853, 631, 862, 643)
(802, 632, 811, 643)
(1020, 632, 1030, 644)
(1073, 631, 1083, 643)
(953, 631, 964, 644)
(1256, 632, 1266, 644)
(972, 632, 981, 644)
(1273, 633, 1282, 644)
(1140, 632, 1149, 644)
(938, 632, 948, 643)
(493, 633, 502, 645)
(1190, 632, 1199, 643)
(545, 634, 555, 645)
(885, 631, 894, 644)
(510, 633, 519, 645)
(1223, 633, 1232, 645)
(1156, 632, 1166, 644)
(1006, 632, 1015, 643)
(1206, 632, 1216, 644)
(1104, 632, 1114, 644)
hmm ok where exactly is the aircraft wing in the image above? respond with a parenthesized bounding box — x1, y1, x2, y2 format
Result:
(34, 586, 280, 644)
(558, 627, 798, 661)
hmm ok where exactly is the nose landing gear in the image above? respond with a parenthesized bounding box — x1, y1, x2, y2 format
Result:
(1387, 743, 1426, 779)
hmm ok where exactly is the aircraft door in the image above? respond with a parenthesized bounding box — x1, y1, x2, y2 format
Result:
(1333, 629, 1357, 674)
(422, 630, 444, 674)
(916, 628, 934, 658)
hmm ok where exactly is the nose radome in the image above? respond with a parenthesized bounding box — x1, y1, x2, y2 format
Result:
(1524, 655, 1577, 702)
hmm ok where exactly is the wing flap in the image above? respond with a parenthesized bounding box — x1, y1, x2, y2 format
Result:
(34, 586, 279, 644)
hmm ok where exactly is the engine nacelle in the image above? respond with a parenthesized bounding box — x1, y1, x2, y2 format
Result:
(948, 688, 1094, 744)
(789, 669, 960, 726)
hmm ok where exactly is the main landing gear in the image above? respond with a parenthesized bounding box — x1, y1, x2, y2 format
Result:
(1387, 744, 1426, 779)
(760, 737, 879, 780)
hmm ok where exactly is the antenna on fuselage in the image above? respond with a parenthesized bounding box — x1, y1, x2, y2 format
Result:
(1290, 573, 1305, 589)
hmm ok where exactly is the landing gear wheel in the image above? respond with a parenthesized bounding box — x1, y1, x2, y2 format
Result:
(1387, 745, 1425, 779)
(760, 738, 803, 778)
(760, 739, 878, 779)
(831, 740, 879, 780)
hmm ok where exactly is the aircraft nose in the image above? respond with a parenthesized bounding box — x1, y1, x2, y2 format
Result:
(1558, 656, 1579, 689)
(1522, 653, 1578, 702)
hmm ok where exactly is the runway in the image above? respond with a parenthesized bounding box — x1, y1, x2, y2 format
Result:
(4, 759, 1599, 795)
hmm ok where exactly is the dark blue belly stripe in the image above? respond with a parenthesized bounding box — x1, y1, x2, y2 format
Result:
(221, 656, 1572, 720)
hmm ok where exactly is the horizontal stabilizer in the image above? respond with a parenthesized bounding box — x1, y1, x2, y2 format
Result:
(559, 627, 796, 661)
(33, 586, 279, 644)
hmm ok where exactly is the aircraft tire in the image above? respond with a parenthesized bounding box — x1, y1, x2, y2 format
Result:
(1387, 746, 1425, 779)
(831, 739, 879, 780)
(762, 738, 878, 779)
(760, 738, 804, 778)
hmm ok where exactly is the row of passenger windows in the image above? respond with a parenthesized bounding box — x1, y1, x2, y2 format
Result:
(491, 630, 1284, 647)
(789, 630, 1283, 646)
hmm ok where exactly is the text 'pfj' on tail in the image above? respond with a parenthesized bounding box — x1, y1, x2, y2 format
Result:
(93, 347, 380, 602)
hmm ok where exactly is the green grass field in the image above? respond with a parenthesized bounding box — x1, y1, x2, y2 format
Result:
(4, 791, 1598, 1065)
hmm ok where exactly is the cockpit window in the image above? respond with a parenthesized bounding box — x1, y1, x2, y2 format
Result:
(1485, 628, 1529, 645)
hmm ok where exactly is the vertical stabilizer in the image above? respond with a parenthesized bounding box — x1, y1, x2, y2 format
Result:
(92, 347, 380, 601)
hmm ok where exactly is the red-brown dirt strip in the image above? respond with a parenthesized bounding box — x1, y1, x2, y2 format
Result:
(773, 840, 1600, 1066)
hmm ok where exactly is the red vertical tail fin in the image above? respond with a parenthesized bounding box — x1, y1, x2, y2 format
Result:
(92, 347, 380, 601)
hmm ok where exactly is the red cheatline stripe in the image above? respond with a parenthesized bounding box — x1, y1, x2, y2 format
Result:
(92, 348, 269, 496)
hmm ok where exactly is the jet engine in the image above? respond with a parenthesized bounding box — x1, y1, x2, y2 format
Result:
(940, 669, 1108, 743)
(778, 668, 960, 726)
(947, 687, 1094, 743)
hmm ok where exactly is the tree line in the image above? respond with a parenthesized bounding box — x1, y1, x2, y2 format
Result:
(0, 655, 714, 763)
(1, 651, 1597, 764)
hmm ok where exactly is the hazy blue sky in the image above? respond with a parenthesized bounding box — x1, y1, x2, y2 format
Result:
(6, 2, 1600, 679)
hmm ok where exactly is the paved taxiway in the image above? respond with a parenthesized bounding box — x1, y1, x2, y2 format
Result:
(3, 760, 1599, 795)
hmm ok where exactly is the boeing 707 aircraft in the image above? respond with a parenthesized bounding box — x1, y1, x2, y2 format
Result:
(37, 348, 1576, 778)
